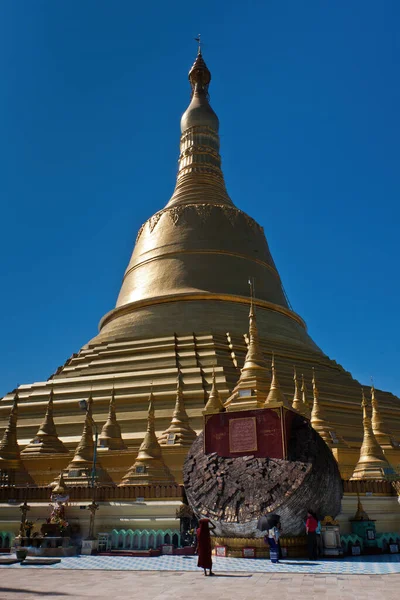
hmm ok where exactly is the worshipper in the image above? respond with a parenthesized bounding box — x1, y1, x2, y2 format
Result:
(266, 514, 281, 564)
(196, 518, 216, 576)
(305, 510, 318, 560)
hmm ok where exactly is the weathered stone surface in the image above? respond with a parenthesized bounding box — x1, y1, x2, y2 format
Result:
(184, 413, 342, 536)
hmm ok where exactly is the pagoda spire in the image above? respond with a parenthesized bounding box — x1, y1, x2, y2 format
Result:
(0, 392, 32, 485)
(265, 355, 292, 409)
(166, 48, 233, 208)
(226, 286, 270, 411)
(301, 374, 311, 418)
(51, 471, 68, 495)
(22, 387, 68, 455)
(292, 367, 303, 412)
(203, 368, 225, 415)
(350, 390, 394, 480)
(158, 372, 197, 446)
(310, 368, 332, 445)
(99, 385, 127, 450)
(0, 392, 20, 463)
(61, 394, 111, 486)
(370, 382, 397, 449)
(120, 392, 175, 485)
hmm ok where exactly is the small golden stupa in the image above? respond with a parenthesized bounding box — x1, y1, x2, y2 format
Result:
(301, 374, 311, 418)
(98, 386, 127, 450)
(59, 394, 111, 486)
(0, 393, 32, 484)
(120, 393, 175, 485)
(350, 390, 394, 480)
(225, 292, 270, 411)
(22, 387, 68, 455)
(158, 373, 197, 446)
(265, 355, 292, 409)
(203, 368, 225, 415)
(310, 368, 333, 445)
(292, 367, 303, 413)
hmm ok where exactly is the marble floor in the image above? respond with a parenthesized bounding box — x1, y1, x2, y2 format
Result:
(0, 569, 400, 600)
(1, 553, 400, 574)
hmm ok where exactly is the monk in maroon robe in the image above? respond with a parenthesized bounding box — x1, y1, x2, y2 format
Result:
(196, 518, 216, 576)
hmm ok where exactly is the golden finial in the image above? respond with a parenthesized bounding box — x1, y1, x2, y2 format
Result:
(194, 34, 202, 54)
(23, 386, 68, 455)
(350, 388, 394, 480)
(203, 367, 225, 415)
(99, 381, 127, 450)
(265, 355, 291, 408)
(301, 374, 310, 416)
(158, 372, 197, 446)
(292, 366, 302, 412)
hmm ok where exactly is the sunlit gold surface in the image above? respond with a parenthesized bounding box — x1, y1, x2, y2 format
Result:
(310, 369, 333, 445)
(292, 367, 303, 413)
(265, 356, 292, 409)
(225, 301, 270, 411)
(203, 368, 225, 415)
(120, 393, 175, 485)
(371, 385, 399, 449)
(158, 374, 197, 446)
(60, 395, 111, 486)
(350, 391, 393, 480)
(22, 388, 68, 455)
(0, 48, 400, 493)
(99, 387, 127, 451)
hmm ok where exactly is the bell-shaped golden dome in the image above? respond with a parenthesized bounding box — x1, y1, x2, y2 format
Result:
(93, 50, 315, 354)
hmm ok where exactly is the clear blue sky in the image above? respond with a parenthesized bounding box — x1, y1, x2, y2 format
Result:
(1, 1, 399, 398)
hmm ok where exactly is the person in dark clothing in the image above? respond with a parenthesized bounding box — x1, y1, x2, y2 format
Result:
(196, 518, 216, 576)
(305, 510, 318, 560)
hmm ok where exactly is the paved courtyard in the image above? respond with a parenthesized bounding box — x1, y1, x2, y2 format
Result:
(1, 555, 400, 599)
(1, 568, 400, 600)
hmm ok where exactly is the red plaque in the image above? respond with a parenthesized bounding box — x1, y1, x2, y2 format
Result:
(204, 407, 295, 459)
(229, 417, 257, 453)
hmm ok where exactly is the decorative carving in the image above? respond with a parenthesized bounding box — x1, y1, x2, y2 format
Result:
(169, 206, 185, 226)
(149, 212, 163, 233)
(222, 206, 239, 226)
(135, 223, 145, 244)
(194, 204, 213, 223)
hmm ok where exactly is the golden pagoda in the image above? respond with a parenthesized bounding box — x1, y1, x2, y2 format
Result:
(60, 394, 111, 486)
(203, 368, 225, 415)
(0, 46, 399, 528)
(51, 472, 68, 496)
(98, 386, 127, 450)
(0, 393, 32, 485)
(265, 356, 292, 409)
(158, 373, 197, 446)
(120, 393, 175, 485)
(225, 290, 270, 411)
(350, 390, 394, 480)
(310, 368, 333, 445)
(292, 367, 303, 413)
(22, 387, 68, 455)
(301, 374, 311, 418)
